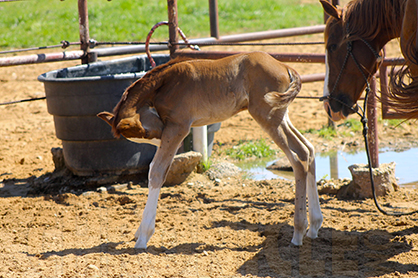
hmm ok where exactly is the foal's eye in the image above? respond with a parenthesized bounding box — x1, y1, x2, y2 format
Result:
(328, 44, 337, 53)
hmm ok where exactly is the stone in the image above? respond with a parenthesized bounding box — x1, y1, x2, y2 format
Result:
(344, 162, 399, 198)
(266, 158, 293, 171)
(51, 147, 65, 171)
(164, 151, 202, 186)
(205, 162, 242, 180)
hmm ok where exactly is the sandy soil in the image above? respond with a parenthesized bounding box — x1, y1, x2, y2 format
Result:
(1, 34, 418, 277)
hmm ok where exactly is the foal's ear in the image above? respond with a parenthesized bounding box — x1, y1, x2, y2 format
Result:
(320, 0, 341, 20)
(97, 111, 115, 127)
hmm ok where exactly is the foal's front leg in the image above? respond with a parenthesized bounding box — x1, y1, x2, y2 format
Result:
(134, 123, 191, 249)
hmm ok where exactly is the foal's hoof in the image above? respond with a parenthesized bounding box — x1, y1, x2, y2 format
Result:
(306, 229, 319, 239)
(290, 235, 304, 246)
(134, 239, 148, 249)
(288, 241, 302, 248)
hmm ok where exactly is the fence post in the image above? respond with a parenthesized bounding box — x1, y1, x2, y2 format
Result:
(78, 0, 96, 64)
(167, 0, 179, 58)
(208, 0, 219, 39)
(367, 76, 379, 168)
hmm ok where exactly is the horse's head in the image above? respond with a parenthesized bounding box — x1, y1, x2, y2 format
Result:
(320, 0, 383, 121)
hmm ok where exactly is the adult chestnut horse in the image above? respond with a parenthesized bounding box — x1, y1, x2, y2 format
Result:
(98, 52, 323, 249)
(320, 0, 418, 121)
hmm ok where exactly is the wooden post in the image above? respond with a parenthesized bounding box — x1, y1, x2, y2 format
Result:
(167, 0, 179, 58)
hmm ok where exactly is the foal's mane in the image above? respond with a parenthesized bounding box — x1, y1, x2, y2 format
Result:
(342, 0, 406, 42)
(112, 57, 192, 122)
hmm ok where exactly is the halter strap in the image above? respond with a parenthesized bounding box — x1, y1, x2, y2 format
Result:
(320, 22, 382, 118)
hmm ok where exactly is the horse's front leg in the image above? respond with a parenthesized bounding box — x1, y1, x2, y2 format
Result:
(134, 123, 191, 249)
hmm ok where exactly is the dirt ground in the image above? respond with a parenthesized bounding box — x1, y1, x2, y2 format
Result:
(1, 34, 418, 277)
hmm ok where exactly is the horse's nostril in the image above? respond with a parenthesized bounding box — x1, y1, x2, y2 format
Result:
(324, 101, 333, 119)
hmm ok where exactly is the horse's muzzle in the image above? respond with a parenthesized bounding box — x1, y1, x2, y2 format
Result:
(324, 100, 345, 121)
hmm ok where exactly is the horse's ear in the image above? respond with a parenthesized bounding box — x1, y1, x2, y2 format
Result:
(320, 0, 341, 20)
(97, 111, 115, 127)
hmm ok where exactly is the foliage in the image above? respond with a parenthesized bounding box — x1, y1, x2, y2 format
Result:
(199, 158, 212, 172)
(382, 118, 405, 128)
(0, 0, 323, 49)
(338, 118, 362, 133)
(225, 139, 276, 160)
(303, 125, 337, 139)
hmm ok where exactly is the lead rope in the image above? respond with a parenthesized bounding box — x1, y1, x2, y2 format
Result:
(361, 89, 418, 216)
(145, 21, 199, 68)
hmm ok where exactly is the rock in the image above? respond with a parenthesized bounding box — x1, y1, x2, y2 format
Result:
(205, 162, 242, 180)
(318, 180, 345, 195)
(51, 147, 65, 171)
(266, 158, 293, 171)
(97, 186, 107, 193)
(164, 151, 202, 186)
(342, 162, 399, 198)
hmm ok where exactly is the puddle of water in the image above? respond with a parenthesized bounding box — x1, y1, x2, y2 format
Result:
(237, 148, 418, 188)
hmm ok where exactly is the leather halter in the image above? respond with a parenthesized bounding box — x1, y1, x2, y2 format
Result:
(320, 24, 382, 116)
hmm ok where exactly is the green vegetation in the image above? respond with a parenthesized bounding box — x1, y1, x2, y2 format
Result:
(302, 118, 369, 139)
(338, 118, 362, 133)
(0, 0, 323, 49)
(303, 125, 337, 139)
(382, 118, 405, 127)
(200, 158, 212, 172)
(226, 139, 276, 160)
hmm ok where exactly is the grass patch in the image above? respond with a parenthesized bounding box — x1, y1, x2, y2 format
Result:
(303, 126, 337, 139)
(303, 118, 367, 139)
(0, 0, 323, 49)
(338, 118, 362, 133)
(225, 139, 276, 160)
(382, 118, 405, 128)
(199, 158, 212, 172)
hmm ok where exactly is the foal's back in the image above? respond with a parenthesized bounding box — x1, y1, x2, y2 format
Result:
(153, 52, 293, 126)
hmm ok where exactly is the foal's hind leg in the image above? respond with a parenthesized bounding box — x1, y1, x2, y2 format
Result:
(134, 123, 191, 249)
(284, 114, 323, 240)
(249, 107, 322, 245)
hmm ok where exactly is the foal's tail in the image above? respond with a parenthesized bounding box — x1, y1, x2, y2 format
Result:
(264, 67, 301, 109)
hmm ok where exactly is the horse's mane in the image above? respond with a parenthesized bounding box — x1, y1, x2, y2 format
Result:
(342, 0, 406, 42)
(112, 56, 192, 124)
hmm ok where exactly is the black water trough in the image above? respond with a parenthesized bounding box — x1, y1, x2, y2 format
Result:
(38, 54, 220, 176)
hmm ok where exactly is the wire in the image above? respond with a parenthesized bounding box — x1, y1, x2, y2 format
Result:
(0, 97, 46, 106)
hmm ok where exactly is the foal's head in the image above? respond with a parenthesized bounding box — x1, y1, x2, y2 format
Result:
(97, 86, 148, 140)
(320, 0, 384, 121)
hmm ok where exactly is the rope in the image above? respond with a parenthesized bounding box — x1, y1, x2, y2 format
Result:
(0, 97, 46, 106)
(361, 90, 418, 216)
(145, 21, 199, 68)
(173, 41, 324, 47)
(0, 41, 323, 55)
(0, 41, 80, 55)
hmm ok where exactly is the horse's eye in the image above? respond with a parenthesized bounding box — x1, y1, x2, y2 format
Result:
(328, 44, 337, 53)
